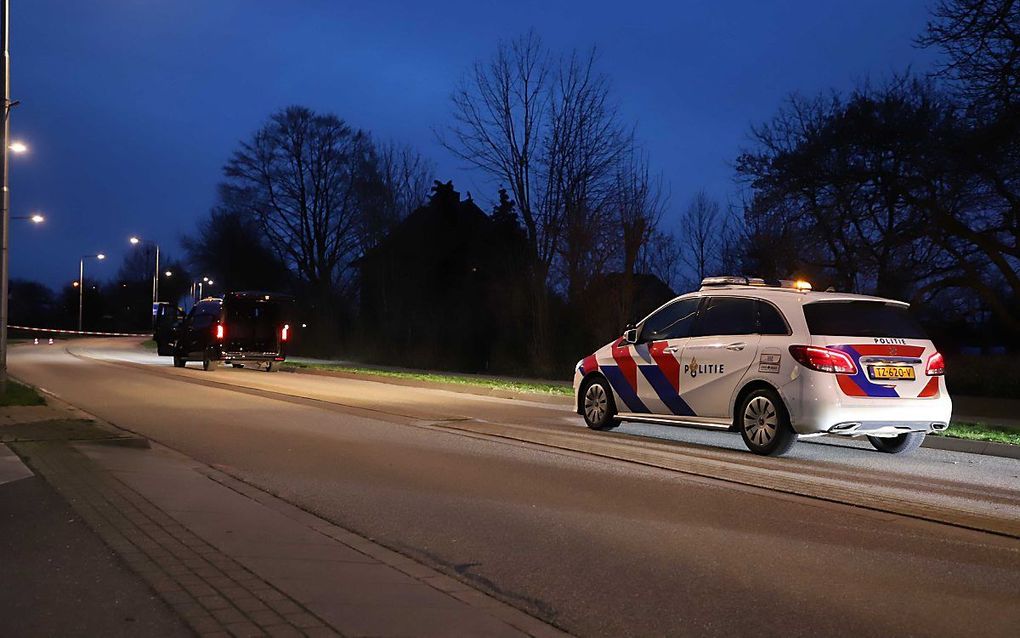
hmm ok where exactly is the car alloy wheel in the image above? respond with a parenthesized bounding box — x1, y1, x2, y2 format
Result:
(584, 383, 609, 424)
(743, 395, 779, 447)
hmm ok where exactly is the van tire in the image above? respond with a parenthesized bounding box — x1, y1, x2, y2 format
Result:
(266, 362, 279, 373)
(173, 356, 186, 368)
(202, 353, 219, 371)
(867, 432, 925, 454)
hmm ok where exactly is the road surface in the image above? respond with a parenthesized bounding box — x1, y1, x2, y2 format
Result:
(10, 338, 1020, 637)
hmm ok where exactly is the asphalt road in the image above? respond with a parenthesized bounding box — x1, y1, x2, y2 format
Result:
(11, 338, 1020, 637)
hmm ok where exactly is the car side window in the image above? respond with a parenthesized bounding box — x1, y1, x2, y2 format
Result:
(690, 297, 757, 337)
(192, 314, 213, 330)
(757, 300, 790, 335)
(640, 298, 700, 342)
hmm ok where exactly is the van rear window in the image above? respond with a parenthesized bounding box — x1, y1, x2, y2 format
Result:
(803, 301, 928, 339)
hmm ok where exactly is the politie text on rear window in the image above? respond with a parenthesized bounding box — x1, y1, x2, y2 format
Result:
(803, 301, 928, 339)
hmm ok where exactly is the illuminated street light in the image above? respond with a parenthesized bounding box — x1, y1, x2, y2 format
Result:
(72, 281, 79, 288)
(128, 235, 160, 306)
(11, 212, 44, 223)
(8, 141, 26, 154)
(78, 253, 107, 331)
(164, 270, 172, 277)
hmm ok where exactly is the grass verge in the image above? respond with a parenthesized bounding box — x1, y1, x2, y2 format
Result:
(938, 422, 1020, 446)
(140, 339, 158, 351)
(282, 361, 573, 396)
(0, 379, 46, 407)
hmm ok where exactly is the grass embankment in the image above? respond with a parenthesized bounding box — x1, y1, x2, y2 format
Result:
(938, 422, 1020, 446)
(0, 379, 45, 407)
(141, 339, 159, 351)
(282, 361, 573, 396)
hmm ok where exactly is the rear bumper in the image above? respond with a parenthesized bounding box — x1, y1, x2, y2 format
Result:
(827, 420, 949, 438)
(219, 350, 285, 362)
(786, 372, 952, 435)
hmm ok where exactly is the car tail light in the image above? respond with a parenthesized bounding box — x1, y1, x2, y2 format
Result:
(215, 323, 225, 340)
(789, 345, 858, 374)
(925, 351, 945, 376)
(281, 324, 290, 342)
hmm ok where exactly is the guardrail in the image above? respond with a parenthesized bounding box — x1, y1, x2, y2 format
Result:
(9, 325, 150, 337)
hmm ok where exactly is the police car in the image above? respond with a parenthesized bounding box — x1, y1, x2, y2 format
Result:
(573, 276, 951, 456)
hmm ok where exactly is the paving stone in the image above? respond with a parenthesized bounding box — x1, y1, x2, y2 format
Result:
(211, 607, 248, 625)
(224, 621, 264, 638)
(282, 612, 322, 629)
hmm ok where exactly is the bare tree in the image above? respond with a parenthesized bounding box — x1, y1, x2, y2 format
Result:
(678, 190, 724, 285)
(355, 140, 435, 254)
(918, 0, 1020, 110)
(550, 50, 633, 301)
(222, 106, 370, 297)
(444, 33, 643, 369)
(377, 141, 435, 221)
(443, 31, 552, 269)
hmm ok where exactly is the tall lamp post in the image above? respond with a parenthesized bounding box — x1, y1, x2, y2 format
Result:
(78, 253, 105, 332)
(129, 236, 160, 305)
(0, 0, 22, 392)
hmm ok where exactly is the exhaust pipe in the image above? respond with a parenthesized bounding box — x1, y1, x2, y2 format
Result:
(931, 422, 949, 432)
(830, 422, 861, 433)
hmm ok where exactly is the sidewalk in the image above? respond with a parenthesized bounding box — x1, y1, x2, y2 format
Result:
(1, 443, 190, 637)
(1, 406, 566, 637)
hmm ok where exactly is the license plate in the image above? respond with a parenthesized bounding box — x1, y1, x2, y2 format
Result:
(870, 365, 915, 381)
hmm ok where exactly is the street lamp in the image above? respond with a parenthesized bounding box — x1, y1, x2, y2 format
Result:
(12, 212, 43, 223)
(78, 253, 106, 332)
(191, 276, 214, 302)
(8, 141, 25, 154)
(164, 270, 172, 277)
(129, 235, 160, 306)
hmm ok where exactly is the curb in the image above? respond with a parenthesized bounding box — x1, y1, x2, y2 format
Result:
(924, 435, 1020, 460)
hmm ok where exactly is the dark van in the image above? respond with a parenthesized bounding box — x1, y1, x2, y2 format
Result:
(171, 292, 294, 371)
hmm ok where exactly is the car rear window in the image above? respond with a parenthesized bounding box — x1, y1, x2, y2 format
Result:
(803, 301, 928, 339)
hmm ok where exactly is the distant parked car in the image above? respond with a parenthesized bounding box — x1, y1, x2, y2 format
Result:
(573, 276, 952, 456)
(170, 292, 294, 371)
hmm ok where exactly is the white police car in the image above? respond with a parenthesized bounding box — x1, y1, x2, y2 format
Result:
(573, 276, 952, 456)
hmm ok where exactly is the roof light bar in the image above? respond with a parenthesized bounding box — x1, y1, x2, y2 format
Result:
(700, 276, 750, 287)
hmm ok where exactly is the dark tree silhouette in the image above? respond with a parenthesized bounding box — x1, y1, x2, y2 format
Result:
(919, 0, 1020, 111)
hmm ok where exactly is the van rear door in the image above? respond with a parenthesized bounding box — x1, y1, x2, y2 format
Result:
(223, 297, 285, 355)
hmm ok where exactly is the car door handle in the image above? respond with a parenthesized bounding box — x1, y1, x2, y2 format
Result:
(725, 342, 746, 351)
(663, 346, 680, 354)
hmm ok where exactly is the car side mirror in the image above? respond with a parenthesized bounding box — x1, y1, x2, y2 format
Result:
(623, 328, 638, 344)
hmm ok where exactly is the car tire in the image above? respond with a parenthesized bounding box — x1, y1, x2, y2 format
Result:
(738, 388, 797, 456)
(580, 376, 618, 431)
(202, 353, 219, 371)
(173, 356, 186, 368)
(266, 362, 279, 373)
(867, 432, 925, 454)
(231, 363, 244, 369)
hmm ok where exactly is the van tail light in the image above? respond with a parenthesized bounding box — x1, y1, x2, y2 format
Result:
(215, 323, 225, 340)
(281, 324, 290, 342)
(789, 345, 858, 374)
(925, 351, 945, 376)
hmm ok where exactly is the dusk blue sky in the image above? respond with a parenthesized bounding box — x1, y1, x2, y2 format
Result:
(11, 0, 938, 289)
